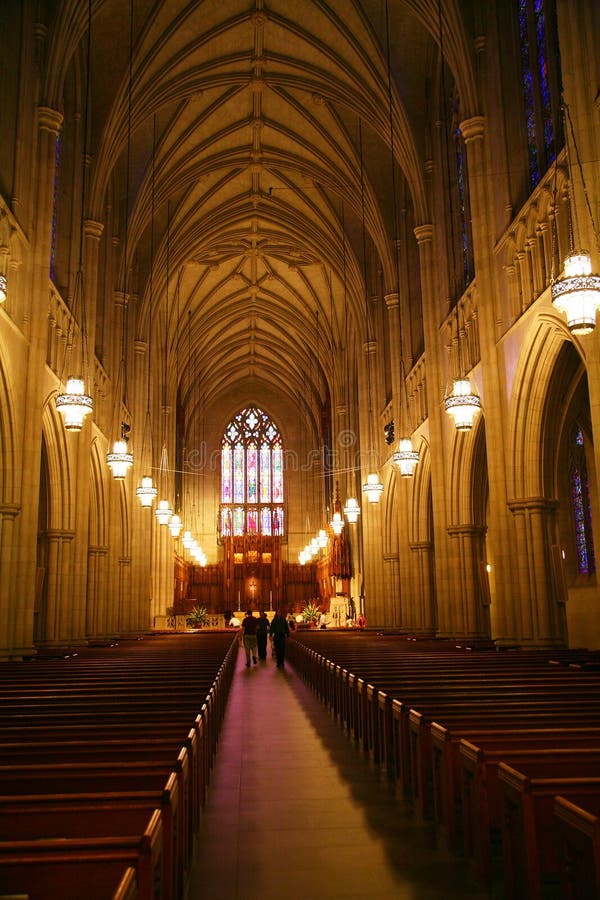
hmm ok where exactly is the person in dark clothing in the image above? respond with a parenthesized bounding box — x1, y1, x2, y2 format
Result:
(240, 609, 258, 667)
(256, 610, 269, 660)
(269, 609, 290, 668)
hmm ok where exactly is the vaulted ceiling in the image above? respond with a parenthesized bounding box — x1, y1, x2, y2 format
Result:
(46, 0, 477, 437)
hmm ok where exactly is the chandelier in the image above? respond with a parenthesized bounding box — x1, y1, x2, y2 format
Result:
(550, 101, 600, 335)
(445, 376, 481, 431)
(343, 496, 360, 523)
(56, 377, 94, 431)
(392, 438, 420, 477)
(136, 475, 157, 507)
(552, 251, 600, 335)
(56, 0, 93, 433)
(155, 498, 172, 526)
(363, 471, 384, 504)
(106, 423, 134, 479)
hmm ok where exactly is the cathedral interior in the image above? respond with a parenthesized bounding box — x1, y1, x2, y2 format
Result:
(1, 0, 599, 660)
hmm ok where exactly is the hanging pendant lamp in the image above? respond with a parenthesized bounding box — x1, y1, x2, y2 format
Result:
(392, 437, 419, 477)
(552, 250, 600, 335)
(56, 0, 93, 432)
(106, 424, 134, 479)
(136, 475, 158, 507)
(343, 496, 360, 523)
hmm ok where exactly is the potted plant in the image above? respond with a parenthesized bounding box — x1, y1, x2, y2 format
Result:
(186, 605, 209, 629)
(301, 602, 320, 627)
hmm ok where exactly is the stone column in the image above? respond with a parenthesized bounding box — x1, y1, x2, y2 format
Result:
(359, 339, 385, 625)
(39, 529, 75, 646)
(408, 541, 436, 634)
(460, 115, 520, 642)
(446, 525, 490, 638)
(414, 224, 452, 635)
(12, 107, 63, 657)
(507, 498, 564, 646)
(0, 505, 20, 657)
(86, 546, 108, 639)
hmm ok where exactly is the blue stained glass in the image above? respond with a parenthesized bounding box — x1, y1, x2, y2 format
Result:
(519, 0, 540, 188)
(50, 133, 61, 279)
(572, 468, 589, 574)
(535, 0, 554, 164)
(454, 107, 469, 286)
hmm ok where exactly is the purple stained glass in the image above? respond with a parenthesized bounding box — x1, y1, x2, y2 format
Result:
(221, 444, 232, 502)
(272, 445, 283, 502)
(260, 445, 271, 502)
(221, 508, 232, 536)
(454, 100, 470, 287)
(535, 0, 554, 163)
(519, 0, 540, 188)
(261, 507, 271, 535)
(221, 407, 284, 536)
(233, 507, 244, 536)
(273, 507, 284, 536)
(247, 508, 258, 534)
(50, 133, 61, 280)
(234, 445, 244, 502)
(247, 444, 257, 503)
(572, 468, 589, 574)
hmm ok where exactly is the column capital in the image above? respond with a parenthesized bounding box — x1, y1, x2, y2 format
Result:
(507, 497, 558, 514)
(384, 292, 399, 310)
(447, 524, 487, 537)
(134, 340, 148, 355)
(0, 503, 20, 518)
(84, 219, 104, 241)
(37, 106, 63, 135)
(363, 340, 377, 355)
(459, 115, 486, 144)
(413, 224, 433, 245)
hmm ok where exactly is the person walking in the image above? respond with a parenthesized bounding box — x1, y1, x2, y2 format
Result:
(256, 610, 269, 660)
(240, 609, 259, 667)
(269, 609, 290, 669)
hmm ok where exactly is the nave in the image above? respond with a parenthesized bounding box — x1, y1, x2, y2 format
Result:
(187, 648, 492, 900)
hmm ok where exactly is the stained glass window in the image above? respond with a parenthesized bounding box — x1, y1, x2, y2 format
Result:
(220, 407, 284, 536)
(50, 133, 61, 280)
(570, 426, 595, 575)
(518, 0, 560, 189)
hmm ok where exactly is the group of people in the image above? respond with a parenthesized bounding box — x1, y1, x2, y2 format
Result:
(239, 609, 290, 669)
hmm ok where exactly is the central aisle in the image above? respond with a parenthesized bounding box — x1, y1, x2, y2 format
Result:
(185, 645, 495, 900)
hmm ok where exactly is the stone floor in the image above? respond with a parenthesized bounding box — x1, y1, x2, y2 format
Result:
(185, 646, 499, 899)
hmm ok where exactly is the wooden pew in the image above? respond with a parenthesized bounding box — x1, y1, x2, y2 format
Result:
(0, 807, 163, 900)
(498, 762, 600, 899)
(554, 795, 600, 900)
(0, 774, 179, 900)
(0, 754, 190, 887)
(459, 739, 600, 885)
(113, 866, 138, 900)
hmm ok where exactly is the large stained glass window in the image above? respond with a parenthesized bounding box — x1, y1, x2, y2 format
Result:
(570, 426, 595, 575)
(518, 0, 561, 189)
(220, 407, 284, 537)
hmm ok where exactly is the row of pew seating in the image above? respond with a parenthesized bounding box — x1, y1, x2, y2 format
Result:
(0, 632, 238, 899)
(287, 632, 600, 900)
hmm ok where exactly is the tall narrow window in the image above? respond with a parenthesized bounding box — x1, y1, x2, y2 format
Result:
(50, 132, 61, 280)
(518, 0, 561, 189)
(220, 407, 285, 536)
(570, 426, 595, 575)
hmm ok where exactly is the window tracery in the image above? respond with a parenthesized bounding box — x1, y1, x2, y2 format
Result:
(220, 407, 284, 537)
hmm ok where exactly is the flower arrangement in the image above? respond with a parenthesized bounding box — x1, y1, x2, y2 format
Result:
(301, 602, 320, 625)
(186, 605, 209, 628)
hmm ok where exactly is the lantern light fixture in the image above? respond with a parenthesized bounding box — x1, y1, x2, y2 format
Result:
(0, 273, 6, 303)
(56, 377, 94, 431)
(168, 514, 182, 538)
(392, 437, 420, 477)
(136, 475, 157, 508)
(550, 100, 600, 335)
(56, 0, 93, 432)
(155, 499, 172, 526)
(106, 424, 134, 479)
(363, 471, 384, 504)
(343, 496, 360, 523)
